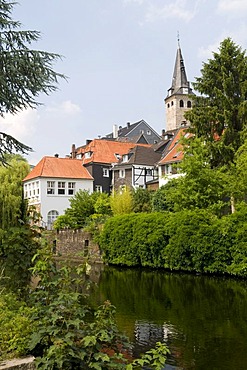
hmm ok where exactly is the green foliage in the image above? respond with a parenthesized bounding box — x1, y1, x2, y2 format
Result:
(0, 293, 35, 360)
(110, 188, 133, 215)
(132, 188, 153, 213)
(0, 225, 40, 294)
(0, 1, 65, 161)
(152, 180, 180, 212)
(28, 249, 168, 369)
(0, 155, 30, 229)
(64, 190, 96, 229)
(100, 213, 170, 267)
(100, 208, 247, 276)
(168, 137, 231, 214)
(186, 38, 247, 167)
(53, 214, 77, 230)
(94, 192, 112, 216)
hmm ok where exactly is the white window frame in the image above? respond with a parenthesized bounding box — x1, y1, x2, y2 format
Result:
(95, 185, 102, 193)
(47, 181, 55, 195)
(68, 182, 76, 195)
(58, 181, 66, 195)
(119, 169, 125, 178)
(103, 168, 109, 177)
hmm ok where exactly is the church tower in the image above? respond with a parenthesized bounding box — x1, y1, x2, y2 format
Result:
(165, 40, 194, 131)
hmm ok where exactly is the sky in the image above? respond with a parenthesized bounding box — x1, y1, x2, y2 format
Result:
(1, 0, 247, 165)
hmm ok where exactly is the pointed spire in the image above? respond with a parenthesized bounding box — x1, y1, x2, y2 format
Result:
(167, 37, 192, 97)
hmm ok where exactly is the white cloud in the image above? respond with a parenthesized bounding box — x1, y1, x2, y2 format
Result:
(0, 108, 40, 143)
(144, 0, 204, 23)
(217, 0, 247, 14)
(45, 100, 81, 115)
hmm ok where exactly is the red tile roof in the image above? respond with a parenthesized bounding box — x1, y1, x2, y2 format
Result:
(159, 128, 192, 165)
(77, 139, 150, 165)
(23, 156, 93, 181)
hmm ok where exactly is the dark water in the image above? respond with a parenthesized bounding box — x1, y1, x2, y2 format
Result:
(88, 265, 247, 370)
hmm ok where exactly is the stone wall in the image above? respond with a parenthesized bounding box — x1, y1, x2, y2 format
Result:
(54, 229, 103, 263)
(0, 357, 35, 370)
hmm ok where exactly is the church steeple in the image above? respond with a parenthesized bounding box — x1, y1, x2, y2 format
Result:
(165, 39, 194, 131)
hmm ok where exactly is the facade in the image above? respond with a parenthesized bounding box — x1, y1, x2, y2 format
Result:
(112, 145, 161, 191)
(74, 139, 151, 193)
(105, 119, 161, 144)
(23, 156, 93, 228)
(165, 43, 194, 131)
(158, 127, 192, 187)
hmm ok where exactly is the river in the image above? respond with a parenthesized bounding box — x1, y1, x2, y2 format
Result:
(87, 265, 247, 370)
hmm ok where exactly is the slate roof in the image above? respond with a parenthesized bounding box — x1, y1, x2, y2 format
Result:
(114, 145, 162, 167)
(23, 156, 93, 181)
(77, 139, 150, 165)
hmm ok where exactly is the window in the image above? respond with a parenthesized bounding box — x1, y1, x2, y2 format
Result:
(47, 210, 59, 229)
(84, 151, 92, 159)
(68, 182, 75, 195)
(180, 100, 184, 107)
(58, 181, 65, 195)
(171, 101, 174, 106)
(187, 101, 192, 108)
(146, 169, 152, 176)
(146, 130, 151, 135)
(95, 185, 102, 192)
(167, 103, 170, 108)
(103, 168, 109, 177)
(122, 155, 129, 163)
(47, 181, 55, 195)
(119, 169, 125, 178)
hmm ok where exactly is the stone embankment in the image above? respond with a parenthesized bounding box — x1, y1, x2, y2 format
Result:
(0, 357, 35, 370)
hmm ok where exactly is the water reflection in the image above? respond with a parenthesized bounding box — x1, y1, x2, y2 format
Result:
(88, 265, 247, 370)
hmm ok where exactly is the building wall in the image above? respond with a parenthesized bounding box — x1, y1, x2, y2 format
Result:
(165, 95, 192, 131)
(120, 122, 160, 144)
(24, 177, 93, 226)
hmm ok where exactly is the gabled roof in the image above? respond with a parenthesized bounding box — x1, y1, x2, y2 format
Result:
(23, 156, 93, 181)
(159, 128, 192, 165)
(115, 145, 161, 167)
(104, 120, 161, 142)
(77, 139, 150, 165)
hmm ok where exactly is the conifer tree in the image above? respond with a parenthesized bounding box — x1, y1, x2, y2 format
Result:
(186, 38, 247, 167)
(0, 1, 65, 163)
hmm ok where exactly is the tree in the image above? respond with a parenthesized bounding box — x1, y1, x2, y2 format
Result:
(186, 38, 247, 167)
(0, 1, 65, 163)
(132, 188, 153, 213)
(0, 154, 29, 229)
(110, 188, 133, 215)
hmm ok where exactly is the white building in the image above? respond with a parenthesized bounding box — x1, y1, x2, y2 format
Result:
(23, 156, 93, 228)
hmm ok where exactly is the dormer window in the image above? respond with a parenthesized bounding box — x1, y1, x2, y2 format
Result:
(122, 154, 129, 163)
(147, 130, 151, 135)
(115, 153, 121, 160)
(84, 151, 92, 159)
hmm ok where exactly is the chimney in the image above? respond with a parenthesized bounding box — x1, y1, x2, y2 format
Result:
(71, 144, 76, 159)
(86, 139, 92, 145)
(127, 122, 130, 128)
(113, 124, 118, 139)
(54, 153, 59, 158)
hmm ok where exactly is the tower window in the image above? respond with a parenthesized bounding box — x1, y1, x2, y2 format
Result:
(187, 101, 192, 108)
(180, 100, 184, 107)
(171, 101, 174, 106)
(167, 103, 170, 108)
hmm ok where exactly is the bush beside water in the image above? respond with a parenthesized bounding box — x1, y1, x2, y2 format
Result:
(99, 207, 247, 277)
